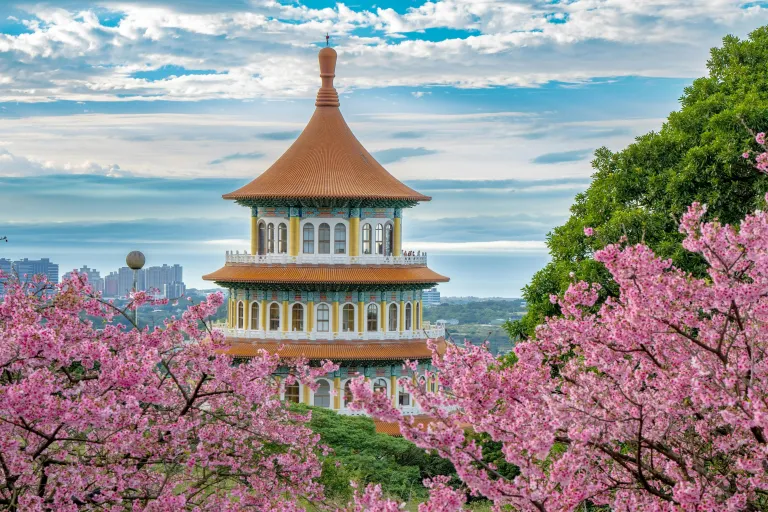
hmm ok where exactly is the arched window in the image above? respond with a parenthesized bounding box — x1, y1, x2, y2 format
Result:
(318, 223, 331, 254)
(317, 304, 330, 332)
(267, 223, 275, 253)
(334, 224, 346, 254)
(278, 223, 287, 254)
(362, 224, 372, 255)
(258, 222, 266, 255)
(250, 302, 260, 330)
(399, 390, 410, 407)
(385, 223, 393, 256)
(314, 380, 331, 408)
(237, 301, 244, 329)
(303, 223, 314, 254)
(292, 303, 304, 331)
(343, 380, 353, 407)
(342, 303, 355, 332)
(388, 303, 398, 331)
(405, 302, 412, 330)
(416, 302, 420, 329)
(284, 381, 300, 403)
(367, 303, 378, 332)
(375, 224, 384, 255)
(373, 378, 387, 394)
(269, 302, 280, 331)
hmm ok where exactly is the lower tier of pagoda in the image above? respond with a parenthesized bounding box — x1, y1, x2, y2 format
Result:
(222, 336, 446, 361)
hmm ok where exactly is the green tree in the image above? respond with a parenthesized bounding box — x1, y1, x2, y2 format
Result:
(509, 27, 768, 339)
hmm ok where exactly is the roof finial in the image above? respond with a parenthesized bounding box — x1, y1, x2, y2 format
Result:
(316, 43, 339, 107)
(326, 33, 330, 47)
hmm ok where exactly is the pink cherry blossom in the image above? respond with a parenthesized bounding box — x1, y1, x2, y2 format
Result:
(0, 271, 335, 510)
(352, 192, 768, 511)
(583, 226, 594, 236)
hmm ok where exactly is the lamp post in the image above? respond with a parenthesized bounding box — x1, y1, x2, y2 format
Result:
(126, 251, 145, 327)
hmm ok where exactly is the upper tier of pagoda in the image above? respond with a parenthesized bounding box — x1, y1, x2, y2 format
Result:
(222, 47, 431, 208)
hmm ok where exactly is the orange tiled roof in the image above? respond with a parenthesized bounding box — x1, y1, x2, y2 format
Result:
(374, 416, 437, 436)
(222, 48, 430, 203)
(224, 338, 445, 360)
(203, 264, 449, 285)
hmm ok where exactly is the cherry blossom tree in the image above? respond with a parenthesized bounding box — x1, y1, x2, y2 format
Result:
(0, 272, 334, 511)
(351, 133, 768, 511)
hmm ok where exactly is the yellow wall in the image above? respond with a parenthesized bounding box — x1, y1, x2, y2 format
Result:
(380, 300, 386, 331)
(390, 375, 397, 406)
(357, 301, 364, 333)
(282, 300, 289, 332)
(393, 217, 402, 255)
(399, 300, 405, 332)
(307, 300, 314, 332)
(244, 298, 250, 329)
(333, 377, 341, 409)
(260, 299, 267, 330)
(302, 383, 310, 405)
(289, 217, 300, 256)
(419, 300, 423, 329)
(349, 217, 360, 256)
(250, 216, 258, 255)
(332, 301, 339, 333)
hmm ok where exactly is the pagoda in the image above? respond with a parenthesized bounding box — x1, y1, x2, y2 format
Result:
(203, 45, 449, 414)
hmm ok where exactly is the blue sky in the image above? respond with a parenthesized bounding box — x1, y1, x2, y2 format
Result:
(0, 1, 765, 296)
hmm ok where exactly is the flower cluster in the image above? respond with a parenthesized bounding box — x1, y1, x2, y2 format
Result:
(0, 272, 331, 510)
(353, 193, 768, 511)
(743, 131, 768, 173)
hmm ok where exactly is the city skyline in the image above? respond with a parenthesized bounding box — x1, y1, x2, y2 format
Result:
(0, 1, 765, 295)
(2, 257, 188, 298)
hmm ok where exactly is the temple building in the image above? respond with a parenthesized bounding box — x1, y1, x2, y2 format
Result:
(203, 45, 449, 415)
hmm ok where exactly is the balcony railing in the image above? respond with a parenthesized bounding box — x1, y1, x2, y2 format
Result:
(224, 251, 427, 266)
(217, 324, 445, 341)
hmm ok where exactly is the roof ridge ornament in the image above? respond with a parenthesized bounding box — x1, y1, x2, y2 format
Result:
(315, 43, 340, 107)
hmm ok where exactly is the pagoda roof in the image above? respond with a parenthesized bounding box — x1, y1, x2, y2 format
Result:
(203, 264, 449, 286)
(224, 338, 446, 361)
(222, 47, 430, 205)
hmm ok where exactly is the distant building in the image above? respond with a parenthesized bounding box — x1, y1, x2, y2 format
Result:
(0, 258, 11, 295)
(62, 265, 104, 293)
(101, 264, 185, 298)
(423, 287, 441, 306)
(0, 258, 59, 296)
(145, 264, 183, 295)
(164, 281, 186, 299)
(104, 271, 119, 297)
(13, 258, 59, 284)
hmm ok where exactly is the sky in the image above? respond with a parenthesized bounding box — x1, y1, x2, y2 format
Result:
(0, 1, 765, 296)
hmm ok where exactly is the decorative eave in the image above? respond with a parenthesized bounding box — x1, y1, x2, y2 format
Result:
(224, 338, 446, 362)
(203, 264, 449, 291)
(233, 197, 422, 210)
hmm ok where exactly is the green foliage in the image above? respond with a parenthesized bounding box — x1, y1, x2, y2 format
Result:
(510, 27, 768, 339)
(296, 405, 456, 503)
(424, 300, 526, 326)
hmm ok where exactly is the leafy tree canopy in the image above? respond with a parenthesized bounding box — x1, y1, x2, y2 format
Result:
(509, 27, 768, 339)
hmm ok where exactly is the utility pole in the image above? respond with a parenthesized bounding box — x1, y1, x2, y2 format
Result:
(126, 251, 145, 327)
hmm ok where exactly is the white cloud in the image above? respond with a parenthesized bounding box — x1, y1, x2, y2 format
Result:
(0, 0, 761, 101)
(0, 147, 126, 177)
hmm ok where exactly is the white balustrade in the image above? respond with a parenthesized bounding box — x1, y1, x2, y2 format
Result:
(224, 251, 427, 266)
(217, 323, 445, 341)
